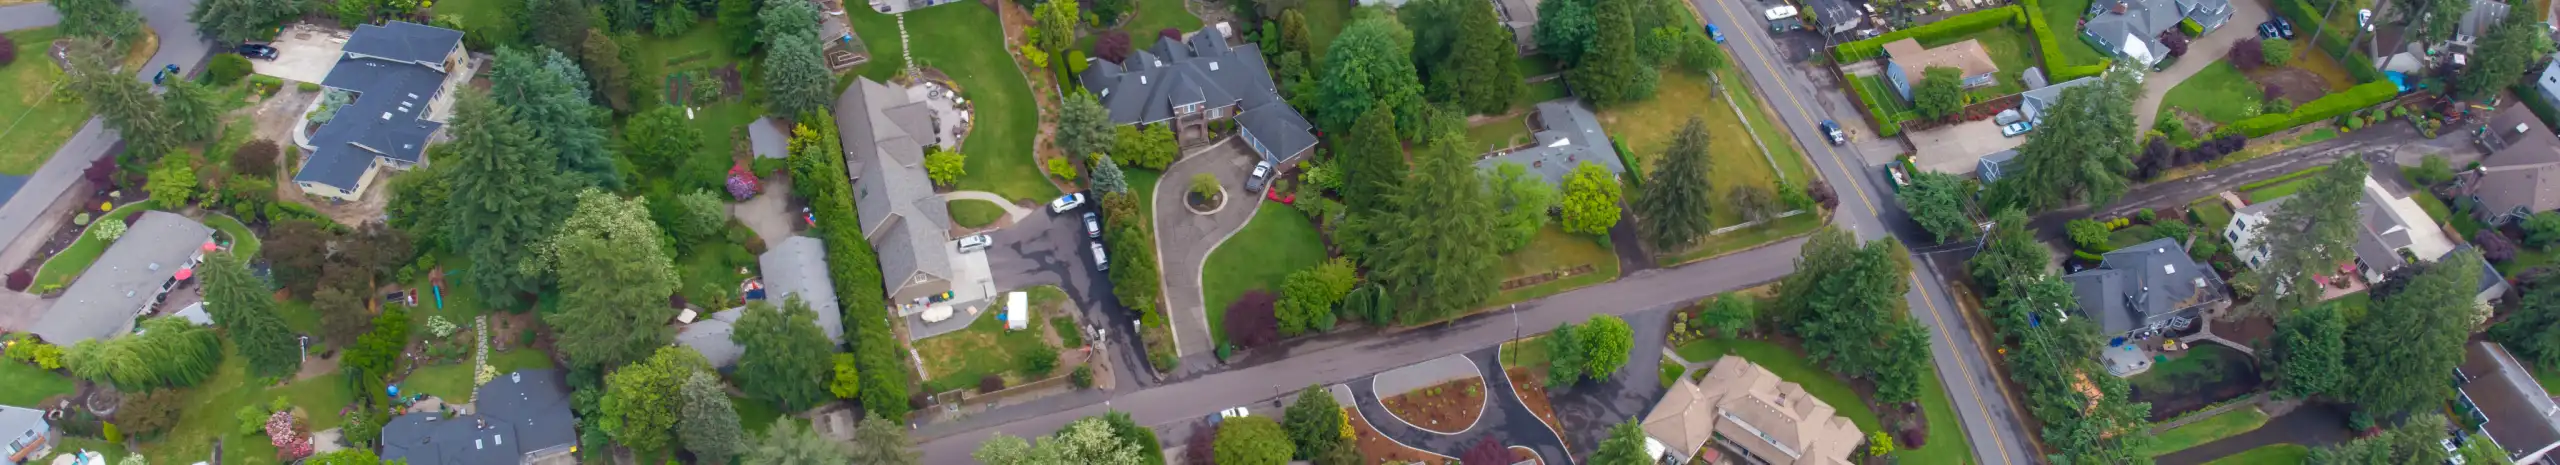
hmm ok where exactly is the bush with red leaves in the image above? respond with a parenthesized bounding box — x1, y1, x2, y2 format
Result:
(1807, 179, 1839, 211)
(2160, 32, 2189, 57)
(1185, 422, 1218, 465)
(0, 35, 15, 67)
(2479, 229, 2519, 262)
(2230, 39, 2264, 70)
(1095, 31, 1133, 64)
(232, 140, 280, 179)
(1460, 437, 1507, 465)
(1160, 28, 1182, 42)
(1224, 290, 1281, 348)
(979, 374, 1006, 393)
(83, 156, 118, 189)
(5, 270, 28, 291)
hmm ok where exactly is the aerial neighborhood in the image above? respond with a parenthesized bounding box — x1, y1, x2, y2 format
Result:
(7, 0, 2560, 460)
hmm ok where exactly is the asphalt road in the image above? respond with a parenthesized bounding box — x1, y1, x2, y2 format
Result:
(1692, 0, 2043, 463)
(985, 204, 1156, 392)
(0, 0, 213, 253)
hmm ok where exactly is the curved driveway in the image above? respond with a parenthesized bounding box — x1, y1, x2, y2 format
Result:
(1352, 348, 1569, 464)
(1150, 138, 1263, 360)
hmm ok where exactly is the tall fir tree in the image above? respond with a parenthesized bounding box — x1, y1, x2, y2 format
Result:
(443, 91, 573, 310)
(1443, 0, 1522, 115)
(1991, 70, 2138, 212)
(1636, 117, 1715, 250)
(2344, 251, 2484, 415)
(200, 252, 304, 377)
(491, 46, 621, 189)
(545, 189, 680, 370)
(65, 39, 177, 161)
(2235, 156, 2371, 320)
(161, 79, 223, 144)
(677, 371, 749, 463)
(1570, 0, 1657, 106)
(1363, 133, 1502, 323)
(2272, 303, 2347, 399)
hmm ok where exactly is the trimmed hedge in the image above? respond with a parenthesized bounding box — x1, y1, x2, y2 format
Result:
(1844, 77, 1909, 137)
(1613, 137, 1642, 189)
(788, 111, 914, 421)
(1834, 6, 2027, 61)
(2020, 0, 2113, 81)
(2228, 80, 2399, 137)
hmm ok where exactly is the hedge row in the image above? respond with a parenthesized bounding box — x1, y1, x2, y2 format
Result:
(2271, 0, 2387, 83)
(1844, 77, 1911, 137)
(2019, 0, 2112, 81)
(1834, 6, 2027, 62)
(2228, 80, 2401, 137)
(787, 110, 914, 421)
(2518, 83, 2560, 129)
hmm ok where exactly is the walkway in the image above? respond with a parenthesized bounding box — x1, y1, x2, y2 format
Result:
(1350, 346, 1571, 464)
(937, 190, 1034, 229)
(2133, 1, 2273, 136)
(1149, 138, 1263, 359)
(0, 0, 214, 275)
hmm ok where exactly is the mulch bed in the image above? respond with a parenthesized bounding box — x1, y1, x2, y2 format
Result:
(1505, 367, 1569, 451)
(2248, 67, 2333, 103)
(1351, 406, 1452, 465)
(1383, 377, 1488, 434)
(1186, 191, 1223, 212)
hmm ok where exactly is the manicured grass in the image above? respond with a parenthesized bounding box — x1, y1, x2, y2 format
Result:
(912, 286, 1068, 392)
(2190, 199, 2235, 230)
(1464, 112, 1534, 153)
(731, 394, 812, 435)
(1905, 370, 1974, 464)
(1712, 67, 1812, 184)
(1490, 225, 1620, 305)
(1602, 71, 1786, 227)
(2036, 0, 2110, 67)
(2411, 187, 2454, 225)
(848, 7, 1052, 202)
(2108, 225, 2159, 250)
(1512, 54, 1559, 77)
(205, 213, 262, 260)
(1297, 0, 1356, 62)
(0, 361, 74, 406)
(1658, 359, 1686, 388)
(673, 227, 758, 308)
(1201, 201, 1328, 347)
(0, 28, 95, 175)
(2163, 60, 2265, 124)
(2144, 407, 2272, 457)
(1499, 336, 1551, 369)
(433, 0, 516, 39)
(138, 342, 358, 464)
(2535, 364, 2560, 397)
(1662, 212, 1823, 265)
(949, 199, 1008, 228)
(32, 200, 159, 292)
(1676, 338, 1884, 432)
(2297, 127, 2340, 144)
(1515, 79, 1568, 110)
(2203, 444, 2311, 465)
(1128, 168, 1163, 220)
(1079, 0, 1205, 53)
(46, 437, 129, 464)
(2245, 177, 2316, 201)
(402, 349, 560, 403)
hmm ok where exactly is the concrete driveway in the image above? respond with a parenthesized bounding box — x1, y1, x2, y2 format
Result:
(0, 0, 212, 281)
(2134, 0, 2273, 135)
(1908, 118, 2023, 175)
(254, 23, 349, 84)
(1151, 138, 1264, 361)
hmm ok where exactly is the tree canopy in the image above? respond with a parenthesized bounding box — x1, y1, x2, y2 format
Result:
(1968, 208, 2047, 290)
(1534, 0, 1596, 66)
(1992, 70, 2138, 212)
(1912, 66, 1966, 119)
(599, 346, 713, 455)
(1560, 162, 1623, 235)
(1059, 93, 1117, 159)
(1213, 416, 1292, 465)
(490, 46, 620, 188)
(743, 418, 853, 464)
(1315, 16, 1427, 138)
(624, 106, 706, 175)
(1363, 134, 1502, 324)
(730, 296, 839, 411)
(1637, 117, 1716, 249)
(2344, 251, 2484, 415)
(545, 189, 680, 370)
(676, 371, 748, 462)
(1281, 385, 1346, 458)
(1772, 227, 1932, 402)
(1898, 171, 1975, 243)
(444, 91, 574, 309)
(2235, 156, 2371, 320)
(2272, 303, 2346, 399)
(1570, 0, 1658, 106)
(2492, 273, 2560, 370)
(201, 251, 303, 377)
(1487, 161, 1559, 252)
(2456, 5, 2551, 98)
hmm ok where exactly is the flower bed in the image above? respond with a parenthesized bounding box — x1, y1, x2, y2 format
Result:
(1382, 377, 1487, 434)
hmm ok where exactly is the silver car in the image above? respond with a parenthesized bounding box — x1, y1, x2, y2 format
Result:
(955, 234, 992, 253)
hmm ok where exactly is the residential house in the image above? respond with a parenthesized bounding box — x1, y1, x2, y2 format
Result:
(380, 370, 578, 465)
(2081, 0, 2233, 67)
(1, 404, 55, 465)
(2456, 106, 2560, 226)
(2063, 238, 2229, 345)
(1472, 99, 1625, 184)
(292, 21, 464, 201)
(2537, 58, 2560, 109)
(835, 77, 955, 312)
(2019, 76, 2101, 124)
(2227, 176, 2459, 284)
(2455, 341, 2560, 464)
(1080, 24, 1320, 166)
(1642, 355, 1864, 465)
(1882, 38, 2000, 101)
(27, 212, 212, 344)
(2466, 245, 2513, 304)
(1805, 0, 1866, 37)
(1978, 149, 2020, 182)
(1495, 0, 1542, 54)
(676, 236, 844, 368)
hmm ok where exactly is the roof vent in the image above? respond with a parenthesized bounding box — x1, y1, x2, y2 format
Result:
(511, 372, 521, 383)
(149, 262, 162, 271)
(495, 434, 504, 445)
(381, 112, 394, 120)
(2518, 123, 2531, 134)
(1209, 61, 1221, 71)
(2164, 264, 2177, 274)
(475, 439, 483, 450)
(1140, 76, 1148, 85)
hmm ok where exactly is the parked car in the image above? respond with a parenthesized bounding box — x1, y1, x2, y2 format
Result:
(1818, 120, 1846, 146)
(2357, 9, 2373, 31)
(956, 234, 992, 253)
(2001, 121, 2034, 137)
(236, 43, 278, 60)
(1089, 241, 1110, 271)
(2257, 22, 2281, 39)
(2272, 16, 2296, 39)
(1049, 192, 1086, 213)
(1244, 161, 1273, 193)
(151, 64, 180, 85)
(1082, 212, 1103, 238)
(1705, 23, 1727, 43)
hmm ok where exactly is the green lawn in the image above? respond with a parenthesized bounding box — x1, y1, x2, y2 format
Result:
(673, 227, 758, 308)
(432, 0, 516, 41)
(1490, 225, 1620, 306)
(138, 342, 359, 465)
(2245, 177, 2315, 202)
(1128, 168, 1163, 220)
(912, 286, 1069, 392)
(1659, 359, 1686, 388)
(1201, 201, 1328, 346)
(401, 349, 559, 402)
(1499, 336, 1551, 369)
(1464, 112, 1534, 153)
(1516, 79, 1568, 110)
(1604, 70, 1786, 227)
(845, 6, 1051, 202)
(2108, 225, 2159, 250)
(2143, 407, 2272, 457)
(1712, 67, 1812, 185)
(0, 28, 95, 175)
(731, 394, 812, 435)
(949, 199, 1008, 228)
(1513, 53, 1559, 77)
(2535, 364, 2560, 397)
(2204, 444, 2311, 465)
(2411, 187, 2454, 225)
(205, 213, 261, 260)
(0, 361, 74, 406)
(1297, 0, 1356, 62)
(2163, 60, 2265, 124)
(1663, 212, 1824, 265)
(46, 437, 129, 464)
(1078, 0, 1206, 53)
(32, 200, 159, 292)
(2036, 0, 2110, 67)
(2190, 199, 2235, 230)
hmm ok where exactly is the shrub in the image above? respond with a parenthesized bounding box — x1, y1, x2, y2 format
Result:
(1047, 156, 1077, 181)
(0, 35, 15, 66)
(2409, 155, 2455, 186)
(296, 82, 320, 92)
(2479, 229, 2519, 262)
(5, 270, 27, 291)
(2230, 81, 2400, 137)
(232, 140, 281, 179)
(1833, 6, 2023, 61)
(1224, 290, 1280, 348)
(2135, 208, 2157, 224)
(1016, 344, 1060, 376)
(1070, 366, 1094, 388)
(206, 54, 254, 86)
(2066, 219, 2111, 250)
(923, 147, 966, 186)
(979, 374, 1005, 393)
(2261, 39, 2294, 66)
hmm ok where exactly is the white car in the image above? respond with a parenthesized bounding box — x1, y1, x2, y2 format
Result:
(955, 234, 992, 253)
(1049, 193, 1087, 213)
(1220, 407, 1249, 418)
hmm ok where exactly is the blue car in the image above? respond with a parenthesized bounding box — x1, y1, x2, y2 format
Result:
(1705, 24, 1726, 43)
(151, 64, 180, 85)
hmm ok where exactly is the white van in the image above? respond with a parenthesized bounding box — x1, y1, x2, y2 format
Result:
(1090, 241, 1110, 271)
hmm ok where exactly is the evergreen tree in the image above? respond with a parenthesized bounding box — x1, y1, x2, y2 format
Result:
(847, 415, 921, 465)
(161, 75, 223, 144)
(1281, 385, 1345, 457)
(1058, 93, 1116, 159)
(545, 189, 680, 370)
(1427, 0, 1520, 114)
(50, 0, 142, 40)
(718, 0, 764, 54)
(577, 30, 637, 114)
(518, 0, 596, 54)
(1337, 105, 1406, 223)
(191, 0, 302, 44)
(2236, 156, 2371, 320)
(2344, 251, 2484, 415)
(444, 92, 571, 309)
(2491, 275, 2560, 369)
(1570, 0, 1657, 106)
(491, 46, 620, 188)
(1898, 171, 1975, 243)
(65, 39, 177, 161)
(1772, 227, 1932, 402)
(730, 296, 836, 411)
(2273, 304, 2347, 399)
(201, 252, 303, 377)
(1087, 154, 1131, 193)
(1991, 70, 2138, 212)
(623, 106, 705, 174)
(1533, 0, 1596, 66)
(1364, 134, 1502, 323)
(1544, 321, 1586, 385)
(678, 371, 749, 463)
(763, 38, 833, 117)
(2456, 5, 2551, 98)
(1637, 117, 1715, 250)
(1968, 209, 2048, 290)
(1588, 421, 1651, 465)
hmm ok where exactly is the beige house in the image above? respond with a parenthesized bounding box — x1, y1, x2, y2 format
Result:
(1644, 355, 1865, 465)
(291, 21, 466, 201)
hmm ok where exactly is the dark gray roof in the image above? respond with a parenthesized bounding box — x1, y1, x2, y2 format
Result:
(342, 21, 462, 65)
(293, 27, 456, 189)
(1475, 99, 1624, 184)
(2082, 0, 2185, 64)
(2353, 200, 2414, 273)
(381, 369, 577, 465)
(1806, 0, 1862, 33)
(1080, 27, 1316, 163)
(2020, 76, 2099, 123)
(33, 212, 211, 344)
(749, 117, 791, 159)
(2460, 342, 2560, 461)
(2063, 238, 2226, 336)
(761, 236, 842, 342)
(675, 308, 746, 367)
(2466, 245, 2506, 295)
(836, 78, 952, 299)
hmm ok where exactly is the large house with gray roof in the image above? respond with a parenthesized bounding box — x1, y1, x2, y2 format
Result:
(1080, 24, 1318, 166)
(2019, 76, 2100, 124)
(27, 211, 212, 345)
(2063, 238, 2228, 349)
(381, 369, 577, 465)
(292, 21, 464, 201)
(1473, 99, 1623, 185)
(2456, 341, 2560, 464)
(2080, 0, 2232, 67)
(835, 77, 955, 312)
(2457, 106, 2560, 226)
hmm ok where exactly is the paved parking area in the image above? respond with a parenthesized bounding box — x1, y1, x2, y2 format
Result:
(983, 204, 1156, 390)
(1908, 118, 2021, 174)
(255, 24, 348, 84)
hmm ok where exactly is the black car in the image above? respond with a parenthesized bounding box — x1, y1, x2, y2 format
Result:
(236, 43, 278, 60)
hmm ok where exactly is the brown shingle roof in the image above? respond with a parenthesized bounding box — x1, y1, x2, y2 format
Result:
(1645, 356, 1864, 465)
(1884, 38, 2000, 80)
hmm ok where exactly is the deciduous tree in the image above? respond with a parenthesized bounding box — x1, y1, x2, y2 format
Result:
(731, 296, 836, 411)
(1581, 314, 1633, 378)
(545, 189, 680, 370)
(1214, 416, 1291, 465)
(2236, 156, 2370, 320)
(1276, 258, 1358, 336)
(1487, 161, 1557, 252)
(624, 106, 704, 174)
(600, 347, 712, 455)
(1560, 162, 1622, 235)
(1588, 421, 1651, 465)
(1912, 67, 1965, 119)
(1226, 290, 1282, 348)
(1638, 117, 1715, 249)
(63, 317, 222, 391)
(1534, 0, 1596, 66)
(744, 418, 852, 464)
(718, 0, 763, 54)
(1968, 209, 2048, 289)
(1110, 124, 1176, 169)
(1315, 16, 1426, 138)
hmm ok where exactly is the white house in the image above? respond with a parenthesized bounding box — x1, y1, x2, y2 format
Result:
(2225, 175, 2462, 287)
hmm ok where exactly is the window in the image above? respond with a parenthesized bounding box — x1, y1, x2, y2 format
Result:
(2227, 231, 2238, 242)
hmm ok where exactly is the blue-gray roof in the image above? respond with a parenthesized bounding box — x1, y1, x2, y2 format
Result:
(1081, 27, 1317, 163)
(293, 25, 458, 189)
(381, 369, 577, 465)
(343, 21, 463, 65)
(33, 211, 211, 344)
(2064, 238, 2226, 336)
(1978, 149, 2019, 182)
(1475, 99, 1624, 184)
(749, 117, 790, 159)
